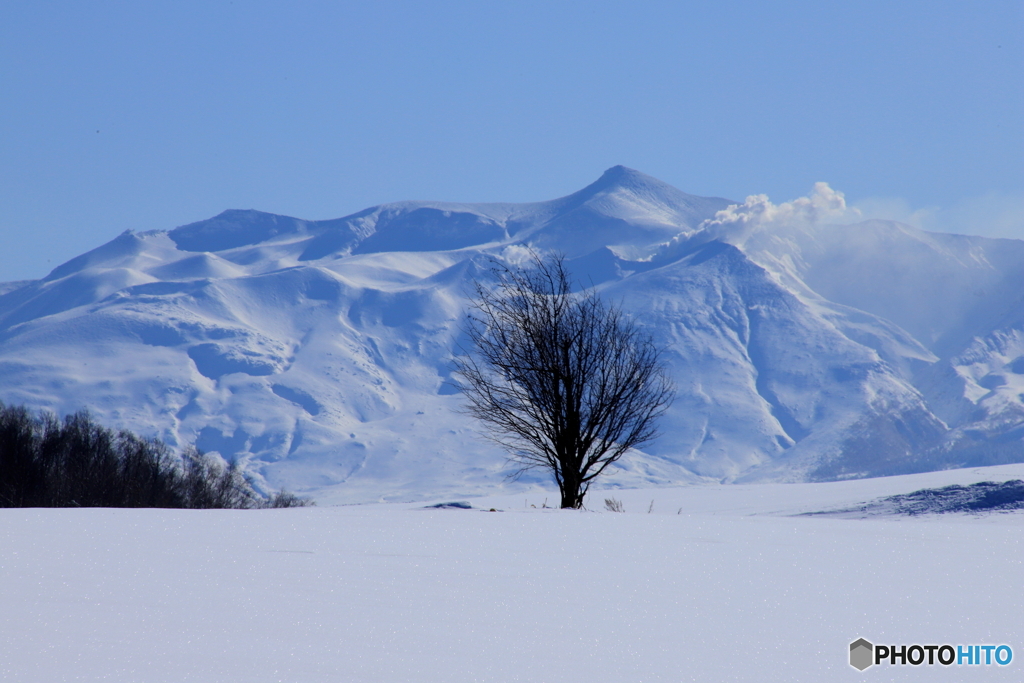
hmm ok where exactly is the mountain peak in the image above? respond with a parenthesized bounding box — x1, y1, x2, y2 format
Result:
(588, 165, 661, 192)
(601, 164, 639, 179)
(571, 166, 732, 212)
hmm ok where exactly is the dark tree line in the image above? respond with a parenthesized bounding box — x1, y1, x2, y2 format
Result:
(0, 402, 310, 509)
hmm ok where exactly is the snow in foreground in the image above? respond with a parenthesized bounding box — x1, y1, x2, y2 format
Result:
(2, 465, 1022, 682)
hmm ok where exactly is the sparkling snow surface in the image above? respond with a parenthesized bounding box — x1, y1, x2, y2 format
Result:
(2, 465, 1022, 682)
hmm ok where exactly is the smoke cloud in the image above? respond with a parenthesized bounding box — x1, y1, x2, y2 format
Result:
(701, 182, 858, 245)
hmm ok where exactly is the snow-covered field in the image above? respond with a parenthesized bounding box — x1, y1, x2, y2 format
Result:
(3, 465, 1022, 682)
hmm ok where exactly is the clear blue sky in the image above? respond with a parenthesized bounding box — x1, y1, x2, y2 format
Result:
(2, 1, 1022, 282)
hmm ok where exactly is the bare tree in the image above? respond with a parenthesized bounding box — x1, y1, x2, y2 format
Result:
(453, 253, 675, 508)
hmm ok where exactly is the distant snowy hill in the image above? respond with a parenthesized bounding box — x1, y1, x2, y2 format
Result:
(2, 166, 1022, 502)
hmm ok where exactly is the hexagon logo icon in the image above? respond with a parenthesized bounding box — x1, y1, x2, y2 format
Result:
(850, 638, 874, 671)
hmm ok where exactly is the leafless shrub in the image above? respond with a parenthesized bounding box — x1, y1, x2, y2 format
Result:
(604, 497, 625, 513)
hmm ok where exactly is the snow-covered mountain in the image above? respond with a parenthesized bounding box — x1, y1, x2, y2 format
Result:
(2, 166, 1022, 502)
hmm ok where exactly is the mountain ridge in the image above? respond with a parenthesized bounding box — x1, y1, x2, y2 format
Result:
(2, 167, 1022, 503)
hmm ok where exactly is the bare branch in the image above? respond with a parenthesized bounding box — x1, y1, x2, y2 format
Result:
(452, 252, 675, 508)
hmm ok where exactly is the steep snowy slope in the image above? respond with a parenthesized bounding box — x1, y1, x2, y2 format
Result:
(1, 167, 1021, 501)
(732, 217, 1024, 356)
(607, 241, 944, 482)
(700, 202, 1024, 469)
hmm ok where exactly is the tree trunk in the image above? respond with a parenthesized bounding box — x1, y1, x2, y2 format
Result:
(559, 471, 584, 508)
